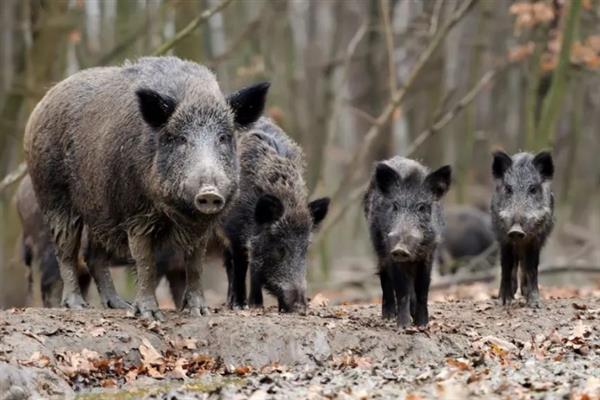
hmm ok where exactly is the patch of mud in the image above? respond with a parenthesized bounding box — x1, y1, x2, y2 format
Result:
(0, 297, 598, 399)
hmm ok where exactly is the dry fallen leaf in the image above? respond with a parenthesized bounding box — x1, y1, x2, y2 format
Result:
(447, 358, 470, 371)
(309, 293, 329, 308)
(172, 358, 188, 380)
(234, 365, 252, 376)
(139, 337, 164, 367)
(90, 327, 106, 338)
(21, 351, 51, 368)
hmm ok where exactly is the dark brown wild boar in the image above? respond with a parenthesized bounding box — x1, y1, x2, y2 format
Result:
(24, 56, 269, 319)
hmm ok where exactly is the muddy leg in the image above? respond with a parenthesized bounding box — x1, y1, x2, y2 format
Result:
(87, 241, 130, 309)
(49, 212, 87, 309)
(392, 267, 412, 328)
(379, 266, 396, 320)
(413, 262, 431, 327)
(499, 243, 516, 307)
(182, 238, 209, 317)
(523, 245, 541, 308)
(248, 270, 263, 308)
(128, 233, 162, 320)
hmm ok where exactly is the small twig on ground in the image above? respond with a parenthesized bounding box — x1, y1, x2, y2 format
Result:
(152, 0, 236, 56)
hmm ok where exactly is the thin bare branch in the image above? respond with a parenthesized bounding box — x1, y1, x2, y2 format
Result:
(318, 61, 501, 242)
(311, 22, 368, 195)
(328, 0, 478, 205)
(151, 0, 236, 56)
(379, 0, 397, 97)
(403, 64, 503, 156)
(0, 162, 27, 193)
(208, 4, 266, 67)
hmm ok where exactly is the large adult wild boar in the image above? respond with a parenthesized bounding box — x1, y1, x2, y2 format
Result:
(24, 56, 269, 319)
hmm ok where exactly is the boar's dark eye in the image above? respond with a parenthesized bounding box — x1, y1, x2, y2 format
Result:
(391, 202, 399, 212)
(273, 244, 286, 260)
(528, 184, 540, 195)
(416, 203, 430, 214)
(218, 133, 232, 147)
(160, 133, 186, 146)
(505, 184, 513, 196)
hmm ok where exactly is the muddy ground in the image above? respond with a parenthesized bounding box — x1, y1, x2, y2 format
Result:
(0, 287, 599, 400)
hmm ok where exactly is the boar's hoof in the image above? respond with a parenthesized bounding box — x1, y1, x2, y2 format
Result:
(396, 314, 411, 328)
(101, 295, 132, 310)
(525, 296, 541, 309)
(134, 298, 164, 321)
(182, 293, 209, 316)
(61, 292, 88, 309)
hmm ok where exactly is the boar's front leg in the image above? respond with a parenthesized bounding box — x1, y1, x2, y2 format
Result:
(499, 243, 516, 307)
(86, 240, 131, 310)
(413, 262, 431, 327)
(182, 238, 209, 316)
(379, 265, 396, 320)
(49, 211, 87, 309)
(522, 244, 541, 308)
(128, 233, 163, 320)
(392, 267, 412, 328)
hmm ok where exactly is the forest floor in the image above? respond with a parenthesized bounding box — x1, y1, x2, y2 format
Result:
(0, 284, 599, 400)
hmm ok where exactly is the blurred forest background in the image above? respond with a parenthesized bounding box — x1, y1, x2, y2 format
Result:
(0, 0, 598, 308)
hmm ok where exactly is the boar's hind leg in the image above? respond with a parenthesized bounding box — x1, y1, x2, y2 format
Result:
(499, 243, 516, 307)
(86, 241, 130, 310)
(49, 212, 87, 309)
(413, 263, 431, 327)
(181, 238, 210, 316)
(379, 267, 396, 319)
(522, 245, 541, 308)
(128, 233, 163, 320)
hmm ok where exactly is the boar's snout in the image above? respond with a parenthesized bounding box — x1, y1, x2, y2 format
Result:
(388, 230, 422, 262)
(278, 286, 307, 314)
(507, 224, 526, 241)
(194, 186, 225, 214)
(391, 244, 412, 262)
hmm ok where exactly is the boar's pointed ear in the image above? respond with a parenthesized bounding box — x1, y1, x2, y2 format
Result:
(227, 82, 270, 128)
(255, 194, 284, 225)
(492, 150, 512, 179)
(308, 197, 330, 228)
(375, 163, 400, 195)
(136, 88, 176, 128)
(425, 165, 452, 199)
(533, 151, 554, 180)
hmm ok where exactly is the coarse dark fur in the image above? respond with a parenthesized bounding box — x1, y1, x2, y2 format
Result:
(222, 117, 329, 312)
(364, 157, 451, 327)
(490, 150, 554, 308)
(24, 56, 268, 319)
